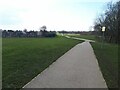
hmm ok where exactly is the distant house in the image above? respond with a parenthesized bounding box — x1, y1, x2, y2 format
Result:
(37, 31, 42, 37)
(27, 31, 37, 37)
(2, 29, 56, 38)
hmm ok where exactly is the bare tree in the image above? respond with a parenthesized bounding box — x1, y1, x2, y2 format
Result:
(94, 1, 119, 43)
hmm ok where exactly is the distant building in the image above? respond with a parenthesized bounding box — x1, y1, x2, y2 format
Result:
(37, 31, 42, 36)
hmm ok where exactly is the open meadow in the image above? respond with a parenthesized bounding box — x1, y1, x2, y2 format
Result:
(2, 36, 82, 88)
(2, 34, 119, 88)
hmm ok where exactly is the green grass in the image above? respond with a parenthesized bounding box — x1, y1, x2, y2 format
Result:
(2, 36, 82, 88)
(91, 42, 118, 88)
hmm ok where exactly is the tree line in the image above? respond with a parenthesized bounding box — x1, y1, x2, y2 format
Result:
(94, 1, 120, 44)
(2, 26, 56, 38)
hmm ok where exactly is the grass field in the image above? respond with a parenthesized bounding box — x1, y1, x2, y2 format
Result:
(2, 36, 82, 88)
(91, 42, 118, 88)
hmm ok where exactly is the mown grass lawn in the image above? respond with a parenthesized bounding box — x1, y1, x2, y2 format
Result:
(91, 42, 118, 88)
(2, 36, 82, 88)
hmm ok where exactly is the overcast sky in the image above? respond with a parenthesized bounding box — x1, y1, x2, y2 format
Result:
(0, 0, 118, 31)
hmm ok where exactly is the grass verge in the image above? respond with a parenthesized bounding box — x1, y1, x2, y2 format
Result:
(91, 42, 118, 88)
(64, 34, 118, 88)
(2, 36, 82, 88)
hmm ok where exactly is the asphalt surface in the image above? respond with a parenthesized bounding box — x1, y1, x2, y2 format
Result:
(23, 41, 107, 88)
(65, 36, 95, 42)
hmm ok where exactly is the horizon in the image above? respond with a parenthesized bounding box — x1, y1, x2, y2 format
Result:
(0, 0, 118, 31)
(1, 28, 93, 32)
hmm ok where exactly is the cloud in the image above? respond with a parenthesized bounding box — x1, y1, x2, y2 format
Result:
(0, 0, 118, 31)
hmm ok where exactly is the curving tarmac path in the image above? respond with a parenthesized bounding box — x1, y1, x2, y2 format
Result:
(23, 41, 107, 88)
(65, 35, 95, 42)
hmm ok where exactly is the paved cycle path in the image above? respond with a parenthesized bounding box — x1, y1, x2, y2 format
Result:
(23, 41, 107, 88)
